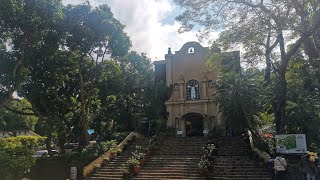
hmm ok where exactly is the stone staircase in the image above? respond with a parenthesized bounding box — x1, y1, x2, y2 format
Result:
(208, 136, 272, 180)
(86, 137, 148, 180)
(134, 137, 207, 180)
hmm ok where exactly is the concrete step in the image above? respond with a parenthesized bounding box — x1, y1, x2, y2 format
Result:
(210, 177, 271, 180)
(88, 177, 122, 179)
(207, 137, 271, 180)
(133, 176, 205, 180)
(134, 137, 205, 180)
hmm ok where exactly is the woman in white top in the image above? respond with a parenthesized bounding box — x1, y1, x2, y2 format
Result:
(274, 154, 287, 180)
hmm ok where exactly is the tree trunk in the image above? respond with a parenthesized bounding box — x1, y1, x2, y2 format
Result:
(58, 130, 66, 154)
(274, 32, 289, 134)
(78, 56, 90, 147)
(264, 49, 272, 82)
(303, 36, 320, 85)
(46, 132, 53, 156)
(0, 35, 27, 108)
(274, 70, 287, 133)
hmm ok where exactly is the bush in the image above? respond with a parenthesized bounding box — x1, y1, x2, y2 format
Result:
(107, 132, 130, 142)
(0, 136, 46, 180)
(252, 133, 274, 157)
(66, 140, 117, 178)
(82, 141, 117, 158)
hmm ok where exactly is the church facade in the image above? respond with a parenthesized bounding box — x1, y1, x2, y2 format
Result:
(154, 42, 240, 137)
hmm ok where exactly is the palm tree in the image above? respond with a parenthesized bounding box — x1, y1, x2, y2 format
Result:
(216, 72, 261, 134)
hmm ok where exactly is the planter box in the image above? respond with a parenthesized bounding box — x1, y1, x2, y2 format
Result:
(133, 166, 141, 176)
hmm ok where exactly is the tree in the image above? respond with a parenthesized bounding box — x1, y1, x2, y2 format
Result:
(147, 80, 171, 119)
(0, 0, 63, 107)
(215, 69, 263, 133)
(0, 99, 37, 131)
(20, 50, 81, 153)
(116, 52, 154, 126)
(91, 60, 125, 137)
(174, 0, 320, 133)
(63, 3, 131, 146)
(285, 50, 320, 150)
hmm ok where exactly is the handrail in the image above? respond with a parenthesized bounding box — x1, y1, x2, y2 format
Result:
(83, 131, 140, 177)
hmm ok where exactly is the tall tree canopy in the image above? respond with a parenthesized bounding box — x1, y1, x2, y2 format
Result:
(62, 3, 131, 145)
(174, 0, 320, 133)
(0, 0, 134, 148)
(0, 0, 63, 107)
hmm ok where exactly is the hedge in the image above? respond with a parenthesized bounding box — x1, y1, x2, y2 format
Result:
(0, 136, 46, 180)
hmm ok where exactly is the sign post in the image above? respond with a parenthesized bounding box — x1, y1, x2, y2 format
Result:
(176, 130, 183, 137)
(70, 166, 77, 180)
(275, 134, 307, 154)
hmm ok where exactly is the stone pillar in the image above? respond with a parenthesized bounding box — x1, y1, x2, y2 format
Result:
(165, 54, 173, 101)
(179, 82, 184, 101)
(201, 80, 208, 99)
(181, 118, 186, 137)
(180, 103, 184, 117)
(203, 115, 209, 130)
(178, 75, 185, 101)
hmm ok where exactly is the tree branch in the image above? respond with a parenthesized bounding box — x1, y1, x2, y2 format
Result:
(286, 13, 320, 61)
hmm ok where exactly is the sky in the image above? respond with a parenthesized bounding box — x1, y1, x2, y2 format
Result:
(63, 0, 219, 61)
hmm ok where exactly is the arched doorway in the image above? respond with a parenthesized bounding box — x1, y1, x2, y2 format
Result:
(183, 113, 204, 136)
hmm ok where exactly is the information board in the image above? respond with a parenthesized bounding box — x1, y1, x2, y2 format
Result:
(275, 134, 307, 154)
(176, 131, 183, 135)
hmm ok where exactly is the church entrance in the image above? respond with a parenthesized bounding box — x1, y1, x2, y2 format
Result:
(183, 113, 204, 136)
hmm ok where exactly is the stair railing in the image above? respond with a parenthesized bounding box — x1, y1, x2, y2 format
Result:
(82, 131, 141, 177)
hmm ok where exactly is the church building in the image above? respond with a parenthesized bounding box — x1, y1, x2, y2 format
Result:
(154, 42, 240, 137)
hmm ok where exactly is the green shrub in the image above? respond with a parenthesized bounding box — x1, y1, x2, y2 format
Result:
(106, 131, 130, 142)
(70, 141, 117, 169)
(252, 133, 274, 156)
(0, 136, 46, 180)
(82, 141, 116, 158)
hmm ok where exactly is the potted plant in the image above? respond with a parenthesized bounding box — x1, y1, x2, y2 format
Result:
(139, 157, 146, 166)
(127, 157, 139, 173)
(133, 165, 141, 176)
(137, 152, 146, 165)
(122, 164, 130, 179)
(197, 158, 209, 176)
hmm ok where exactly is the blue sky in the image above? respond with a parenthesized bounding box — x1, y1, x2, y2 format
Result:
(63, 0, 219, 60)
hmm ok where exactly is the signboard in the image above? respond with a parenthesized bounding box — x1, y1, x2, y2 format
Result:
(70, 166, 77, 180)
(87, 129, 94, 135)
(275, 134, 307, 154)
(176, 131, 183, 135)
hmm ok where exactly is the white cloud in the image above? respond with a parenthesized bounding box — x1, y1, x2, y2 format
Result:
(63, 0, 219, 60)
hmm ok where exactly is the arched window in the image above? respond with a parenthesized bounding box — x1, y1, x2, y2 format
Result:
(188, 47, 195, 54)
(186, 80, 200, 100)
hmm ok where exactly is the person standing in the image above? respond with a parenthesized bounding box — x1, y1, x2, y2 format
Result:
(300, 153, 317, 180)
(274, 154, 287, 180)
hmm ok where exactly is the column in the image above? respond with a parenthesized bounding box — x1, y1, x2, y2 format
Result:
(201, 80, 208, 99)
(166, 54, 173, 101)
